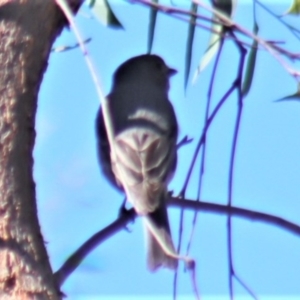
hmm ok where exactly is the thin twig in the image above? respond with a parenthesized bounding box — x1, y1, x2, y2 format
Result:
(180, 78, 237, 196)
(51, 38, 92, 53)
(234, 272, 258, 300)
(130, 0, 219, 25)
(185, 34, 226, 256)
(193, 0, 300, 78)
(255, 0, 300, 40)
(226, 30, 247, 299)
(173, 201, 184, 300)
(169, 198, 300, 236)
(55, 0, 119, 170)
(130, 0, 300, 75)
(174, 59, 228, 296)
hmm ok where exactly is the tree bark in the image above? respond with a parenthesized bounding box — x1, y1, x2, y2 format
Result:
(0, 0, 82, 299)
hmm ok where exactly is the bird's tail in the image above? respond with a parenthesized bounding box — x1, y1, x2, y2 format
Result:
(144, 194, 178, 271)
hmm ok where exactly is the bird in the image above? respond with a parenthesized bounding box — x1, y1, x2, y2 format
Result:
(96, 54, 178, 271)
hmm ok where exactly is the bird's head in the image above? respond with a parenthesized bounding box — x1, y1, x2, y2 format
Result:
(113, 54, 177, 90)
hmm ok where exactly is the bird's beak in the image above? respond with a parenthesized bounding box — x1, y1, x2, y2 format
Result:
(168, 68, 177, 76)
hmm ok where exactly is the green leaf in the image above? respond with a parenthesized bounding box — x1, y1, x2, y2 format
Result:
(148, 0, 158, 54)
(88, 0, 123, 28)
(192, 0, 235, 83)
(192, 24, 222, 83)
(184, 3, 198, 89)
(275, 84, 300, 102)
(242, 22, 259, 97)
(275, 93, 300, 102)
(274, 90, 300, 102)
(286, 0, 300, 15)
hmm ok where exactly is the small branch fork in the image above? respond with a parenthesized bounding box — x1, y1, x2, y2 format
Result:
(225, 30, 256, 300)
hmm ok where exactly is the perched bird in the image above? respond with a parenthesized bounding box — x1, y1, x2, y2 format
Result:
(96, 54, 178, 271)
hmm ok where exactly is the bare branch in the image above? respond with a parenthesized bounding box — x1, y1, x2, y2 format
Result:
(54, 197, 300, 287)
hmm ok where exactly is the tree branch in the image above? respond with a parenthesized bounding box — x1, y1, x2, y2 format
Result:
(54, 197, 300, 287)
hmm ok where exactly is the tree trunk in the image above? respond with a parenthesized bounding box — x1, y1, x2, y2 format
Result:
(0, 0, 81, 299)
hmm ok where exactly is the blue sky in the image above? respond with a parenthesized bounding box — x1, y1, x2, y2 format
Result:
(36, 1, 300, 299)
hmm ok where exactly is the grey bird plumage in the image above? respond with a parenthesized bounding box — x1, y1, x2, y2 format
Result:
(96, 54, 178, 271)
